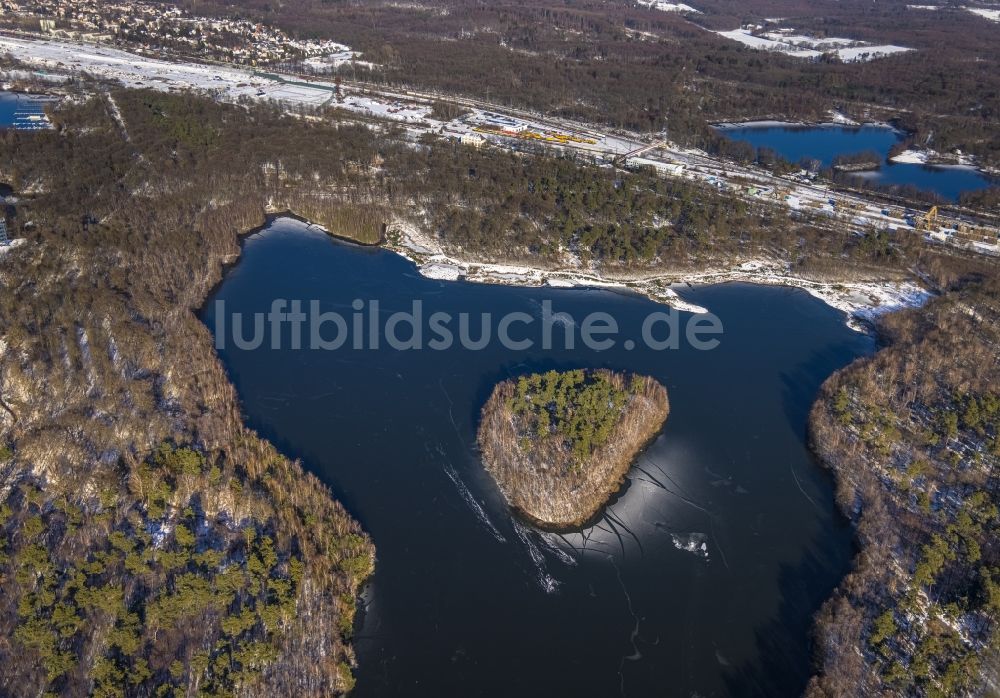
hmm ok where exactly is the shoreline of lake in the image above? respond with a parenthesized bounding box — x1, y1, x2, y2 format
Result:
(714, 118, 896, 131)
(383, 220, 931, 332)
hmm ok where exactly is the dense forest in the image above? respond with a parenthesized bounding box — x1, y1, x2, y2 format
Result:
(177, 0, 1000, 168)
(478, 370, 668, 528)
(0, 90, 386, 696)
(809, 261, 1000, 695)
(508, 370, 647, 465)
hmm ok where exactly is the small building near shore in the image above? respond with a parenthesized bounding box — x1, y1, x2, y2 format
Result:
(460, 132, 486, 148)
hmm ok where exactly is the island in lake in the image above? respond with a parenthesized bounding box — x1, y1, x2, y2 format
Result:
(477, 369, 669, 529)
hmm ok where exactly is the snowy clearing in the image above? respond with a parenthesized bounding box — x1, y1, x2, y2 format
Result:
(716, 29, 821, 58)
(828, 110, 860, 125)
(714, 28, 912, 62)
(763, 32, 855, 48)
(834, 45, 912, 61)
(891, 149, 930, 165)
(966, 7, 1000, 22)
(637, 1, 701, 12)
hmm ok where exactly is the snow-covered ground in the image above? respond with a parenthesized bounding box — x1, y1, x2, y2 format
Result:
(715, 28, 911, 62)
(0, 239, 27, 255)
(0, 36, 439, 126)
(763, 32, 855, 48)
(848, 284, 933, 325)
(966, 6, 1000, 22)
(834, 45, 911, 61)
(0, 36, 262, 92)
(300, 44, 356, 71)
(638, 1, 701, 12)
(714, 117, 887, 129)
(911, 5, 1000, 21)
(716, 29, 823, 58)
(384, 223, 935, 329)
(890, 148, 980, 168)
(828, 110, 860, 125)
(671, 260, 933, 331)
(385, 222, 710, 313)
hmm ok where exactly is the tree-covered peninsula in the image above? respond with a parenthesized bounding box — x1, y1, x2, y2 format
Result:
(477, 370, 668, 529)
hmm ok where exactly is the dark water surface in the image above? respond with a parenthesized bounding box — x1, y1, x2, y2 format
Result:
(716, 123, 996, 202)
(0, 91, 54, 130)
(202, 217, 874, 697)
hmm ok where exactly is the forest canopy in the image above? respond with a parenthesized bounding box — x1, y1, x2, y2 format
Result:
(478, 370, 668, 528)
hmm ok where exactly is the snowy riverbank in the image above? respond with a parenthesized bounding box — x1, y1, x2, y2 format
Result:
(384, 222, 932, 332)
(889, 148, 988, 173)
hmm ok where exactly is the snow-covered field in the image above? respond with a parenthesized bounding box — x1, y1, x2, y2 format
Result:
(715, 28, 911, 62)
(763, 32, 854, 47)
(670, 260, 933, 331)
(716, 29, 823, 58)
(0, 36, 439, 126)
(828, 110, 860, 125)
(0, 37, 255, 89)
(637, 1, 701, 12)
